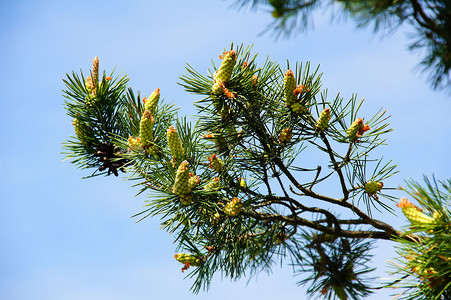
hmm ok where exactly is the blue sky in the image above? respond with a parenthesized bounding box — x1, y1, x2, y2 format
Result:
(1, 0, 450, 299)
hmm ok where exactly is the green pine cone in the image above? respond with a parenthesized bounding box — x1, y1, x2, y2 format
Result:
(316, 108, 331, 131)
(397, 198, 435, 224)
(208, 154, 223, 173)
(174, 253, 202, 267)
(139, 110, 154, 146)
(403, 207, 434, 224)
(364, 181, 383, 194)
(172, 160, 190, 196)
(290, 102, 306, 114)
(128, 136, 142, 151)
(279, 128, 293, 144)
(214, 50, 237, 84)
(188, 173, 199, 189)
(211, 80, 225, 95)
(347, 118, 370, 142)
(143, 88, 160, 114)
(223, 197, 243, 217)
(283, 70, 297, 107)
(204, 177, 220, 190)
(167, 125, 185, 161)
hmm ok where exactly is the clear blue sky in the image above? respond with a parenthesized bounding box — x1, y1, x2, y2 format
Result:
(1, 1, 450, 299)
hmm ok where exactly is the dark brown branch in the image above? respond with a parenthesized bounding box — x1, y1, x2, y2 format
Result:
(287, 185, 399, 238)
(319, 131, 349, 200)
(309, 165, 322, 190)
(410, 0, 440, 32)
(244, 209, 396, 240)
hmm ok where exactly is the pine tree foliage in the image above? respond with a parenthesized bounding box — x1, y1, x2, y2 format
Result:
(230, 0, 451, 92)
(62, 46, 450, 299)
(388, 177, 451, 300)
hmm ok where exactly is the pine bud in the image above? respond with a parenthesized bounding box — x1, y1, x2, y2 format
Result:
(279, 128, 293, 144)
(316, 108, 331, 131)
(364, 181, 383, 195)
(211, 79, 236, 98)
(84, 76, 96, 106)
(73, 118, 88, 143)
(412, 266, 437, 278)
(239, 177, 246, 188)
(252, 74, 258, 86)
(293, 84, 305, 96)
(208, 154, 223, 173)
(223, 197, 243, 217)
(212, 79, 225, 95)
(91, 56, 99, 87)
(204, 177, 220, 190)
(397, 198, 434, 224)
(283, 70, 297, 107)
(290, 102, 306, 114)
(128, 136, 142, 151)
(85, 76, 94, 94)
(188, 173, 200, 189)
(139, 110, 154, 147)
(433, 211, 442, 222)
(174, 253, 202, 267)
(167, 125, 185, 161)
(347, 118, 370, 142)
(172, 160, 190, 196)
(214, 50, 237, 84)
(143, 88, 160, 114)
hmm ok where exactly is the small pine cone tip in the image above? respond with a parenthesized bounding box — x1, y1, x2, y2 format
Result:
(128, 136, 142, 151)
(92, 56, 99, 83)
(316, 108, 331, 131)
(208, 154, 224, 173)
(279, 128, 293, 144)
(167, 125, 185, 160)
(283, 70, 297, 106)
(144, 88, 160, 113)
(347, 118, 370, 142)
(397, 198, 434, 224)
(214, 50, 237, 84)
(223, 197, 243, 217)
(364, 181, 383, 195)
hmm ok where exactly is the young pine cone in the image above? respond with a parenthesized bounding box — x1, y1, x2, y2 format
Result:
(397, 198, 434, 224)
(207, 154, 223, 173)
(143, 88, 160, 115)
(364, 181, 383, 195)
(223, 197, 243, 217)
(213, 50, 237, 84)
(139, 110, 154, 147)
(316, 108, 331, 131)
(167, 125, 185, 161)
(283, 70, 297, 107)
(172, 160, 191, 196)
(347, 118, 370, 142)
